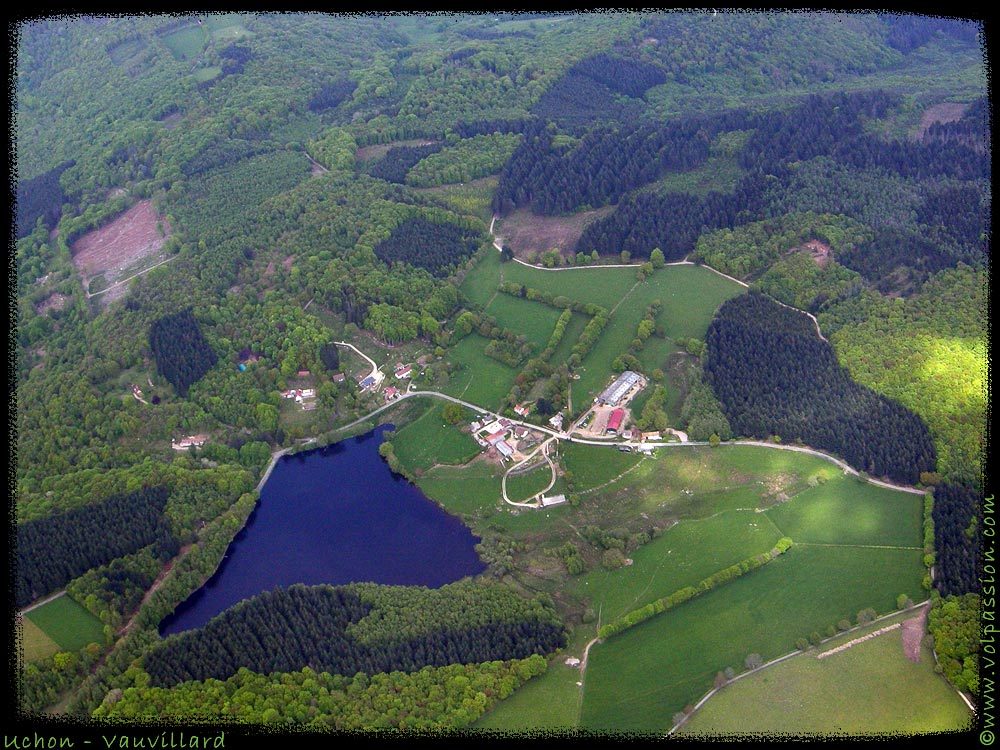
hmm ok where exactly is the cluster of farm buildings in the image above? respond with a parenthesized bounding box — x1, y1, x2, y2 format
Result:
(469, 415, 541, 463)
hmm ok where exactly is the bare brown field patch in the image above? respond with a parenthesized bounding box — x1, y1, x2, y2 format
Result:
(70, 200, 172, 305)
(915, 102, 967, 140)
(494, 206, 614, 259)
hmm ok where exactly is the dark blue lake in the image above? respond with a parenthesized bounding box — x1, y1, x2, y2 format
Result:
(159, 425, 486, 636)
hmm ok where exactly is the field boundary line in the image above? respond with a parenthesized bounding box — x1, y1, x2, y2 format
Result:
(20, 590, 67, 615)
(816, 622, 900, 659)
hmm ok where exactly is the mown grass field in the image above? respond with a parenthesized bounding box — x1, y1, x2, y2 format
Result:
(23, 594, 105, 653)
(159, 24, 207, 61)
(677, 610, 973, 737)
(19, 615, 62, 663)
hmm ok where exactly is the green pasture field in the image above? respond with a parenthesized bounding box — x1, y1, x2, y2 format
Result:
(678, 610, 973, 737)
(485, 294, 565, 354)
(765, 477, 925, 548)
(561, 441, 643, 492)
(24, 594, 105, 653)
(459, 247, 504, 308)
(549, 310, 590, 365)
(192, 67, 222, 84)
(160, 24, 207, 61)
(19, 615, 62, 663)
(452, 443, 926, 733)
(634, 263, 748, 342)
(203, 13, 253, 32)
(570, 510, 783, 626)
(505, 463, 555, 503)
(509, 265, 638, 315)
(416, 461, 504, 521)
(209, 24, 251, 43)
(390, 401, 480, 473)
(565, 444, 807, 522)
(473, 652, 584, 732)
(440, 333, 517, 410)
(579, 544, 925, 734)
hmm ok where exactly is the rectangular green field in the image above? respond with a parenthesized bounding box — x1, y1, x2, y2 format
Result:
(458, 248, 503, 309)
(485, 294, 565, 354)
(569, 509, 783, 625)
(498, 262, 639, 312)
(579, 544, 926, 734)
(160, 25, 207, 61)
(441, 333, 518, 410)
(24, 594, 105, 652)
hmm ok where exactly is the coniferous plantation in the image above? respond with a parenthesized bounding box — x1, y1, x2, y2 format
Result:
(16, 487, 178, 608)
(12, 11, 987, 735)
(145, 581, 566, 686)
(148, 309, 219, 396)
(704, 291, 937, 485)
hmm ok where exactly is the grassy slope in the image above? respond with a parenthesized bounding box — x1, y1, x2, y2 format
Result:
(678, 610, 973, 737)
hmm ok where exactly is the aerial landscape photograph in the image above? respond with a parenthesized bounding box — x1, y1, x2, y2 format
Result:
(10, 9, 989, 742)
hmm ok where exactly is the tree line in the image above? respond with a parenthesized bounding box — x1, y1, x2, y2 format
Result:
(145, 581, 566, 687)
(95, 656, 548, 728)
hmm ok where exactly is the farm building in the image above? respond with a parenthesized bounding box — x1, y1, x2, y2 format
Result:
(486, 430, 506, 446)
(495, 440, 514, 460)
(172, 434, 208, 450)
(597, 370, 642, 407)
(606, 408, 625, 434)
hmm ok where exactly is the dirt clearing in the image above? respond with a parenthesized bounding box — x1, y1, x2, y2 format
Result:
(70, 199, 173, 306)
(494, 206, 614, 259)
(901, 602, 929, 662)
(915, 102, 968, 140)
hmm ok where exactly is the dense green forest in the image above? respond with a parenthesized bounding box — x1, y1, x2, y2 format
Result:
(12, 10, 987, 734)
(704, 291, 937, 485)
(144, 581, 565, 687)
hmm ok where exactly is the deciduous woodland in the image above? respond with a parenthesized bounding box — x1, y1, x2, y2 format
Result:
(13, 10, 986, 735)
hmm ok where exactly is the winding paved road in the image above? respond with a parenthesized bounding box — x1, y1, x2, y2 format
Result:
(263, 379, 926, 504)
